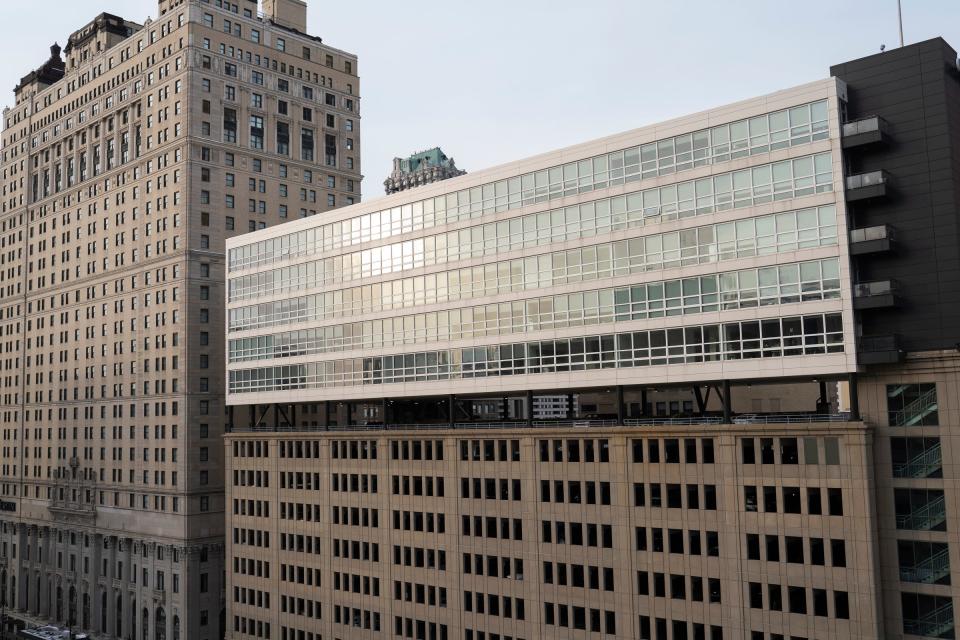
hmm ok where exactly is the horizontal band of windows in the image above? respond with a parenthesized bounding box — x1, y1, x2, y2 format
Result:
(228, 258, 841, 363)
(230, 100, 830, 271)
(228, 204, 840, 325)
(228, 312, 844, 393)
(228, 153, 834, 300)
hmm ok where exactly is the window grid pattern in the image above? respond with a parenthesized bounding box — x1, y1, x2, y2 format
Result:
(228, 313, 844, 393)
(229, 101, 830, 270)
(228, 258, 841, 363)
(228, 203, 838, 303)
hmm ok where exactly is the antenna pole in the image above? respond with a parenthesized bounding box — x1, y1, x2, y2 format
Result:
(898, 0, 904, 47)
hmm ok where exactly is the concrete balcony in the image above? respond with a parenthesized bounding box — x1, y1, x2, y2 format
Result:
(858, 333, 904, 364)
(841, 116, 889, 149)
(850, 224, 894, 255)
(853, 280, 899, 310)
(845, 170, 889, 201)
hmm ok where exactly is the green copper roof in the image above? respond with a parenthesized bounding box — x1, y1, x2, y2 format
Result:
(400, 148, 450, 173)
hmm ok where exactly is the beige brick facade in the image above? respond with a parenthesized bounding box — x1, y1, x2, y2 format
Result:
(0, 0, 360, 638)
(225, 422, 881, 640)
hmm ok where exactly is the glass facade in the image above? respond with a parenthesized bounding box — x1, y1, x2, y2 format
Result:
(229, 100, 830, 271)
(228, 313, 844, 393)
(229, 152, 833, 290)
(227, 91, 853, 400)
(229, 258, 841, 362)
(229, 203, 839, 302)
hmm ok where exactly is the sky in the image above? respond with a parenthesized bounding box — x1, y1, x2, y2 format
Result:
(0, 0, 958, 200)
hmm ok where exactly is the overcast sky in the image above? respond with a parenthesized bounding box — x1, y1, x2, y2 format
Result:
(1, 1, 958, 200)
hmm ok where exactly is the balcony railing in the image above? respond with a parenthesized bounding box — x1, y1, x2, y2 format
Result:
(854, 280, 899, 310)
(842, 116, 887, 137)
(841, 116, 890, 148)
(845, 170, 890, 201)
(858, 333, 904, 364)
(855, 280, 897, 298)
(850, 224, 893, 243)
(732, 413, 851, 424)
(846, 171, 888, 190)
(241, 413, 853, 433)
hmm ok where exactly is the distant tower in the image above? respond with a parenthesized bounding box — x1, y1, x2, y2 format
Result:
(384, 147, 466, 194)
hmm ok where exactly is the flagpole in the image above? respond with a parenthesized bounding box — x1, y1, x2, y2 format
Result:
(898, 0, 904, 47)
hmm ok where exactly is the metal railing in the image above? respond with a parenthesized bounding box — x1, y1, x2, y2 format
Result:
(903, 602, 954, 638)
(242, 413, 853, 433)
(894, 442, 942, 478)
(896, 495, 947, 531)
(891, 386, 939, 427)
(900, 547, 951, 584)
(625, 417, 723, 426)
(859, 334, 901, 353)
(850, 224, 894, 243)
(842, 116, 886, 137)
(732, 413, 851, 424)
(846, 170, 888, 189)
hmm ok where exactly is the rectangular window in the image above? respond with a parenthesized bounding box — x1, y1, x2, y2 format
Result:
(249, 116, 264, 149)
(302, 128, 314, 161)
(887, 383, 938, 426)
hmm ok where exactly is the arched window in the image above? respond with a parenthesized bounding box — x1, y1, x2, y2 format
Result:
(156, 607, 166, 640)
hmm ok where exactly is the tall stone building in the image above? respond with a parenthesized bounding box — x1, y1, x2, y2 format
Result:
(0, 0, 360, 638)
(384, 147, 465, 194)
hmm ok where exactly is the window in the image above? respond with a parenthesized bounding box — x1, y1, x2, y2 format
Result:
(277, 122, 290, 156)
(302, 128, 314, 161)
(276, 37, 286, 52)
(250, 116, 264, 149)
(827, 488, 843, 516)
(223, 108, 237, 143)
(887, 383, 938, 426)
(788, 586, 806, 614)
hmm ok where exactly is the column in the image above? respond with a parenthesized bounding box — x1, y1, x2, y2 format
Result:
(92, 535, 103, 633)
(616, 385, 625, 425)
(16, 525, 27, 611)
(123, 538, 134, 640)
(525, 390, 534, 426)
(722, 380, 732, 424)
(106, 581, 117, 638)
(145, 597, 154, 640)
(448, 395, 455, 428)
(848, 372, 860, 421)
